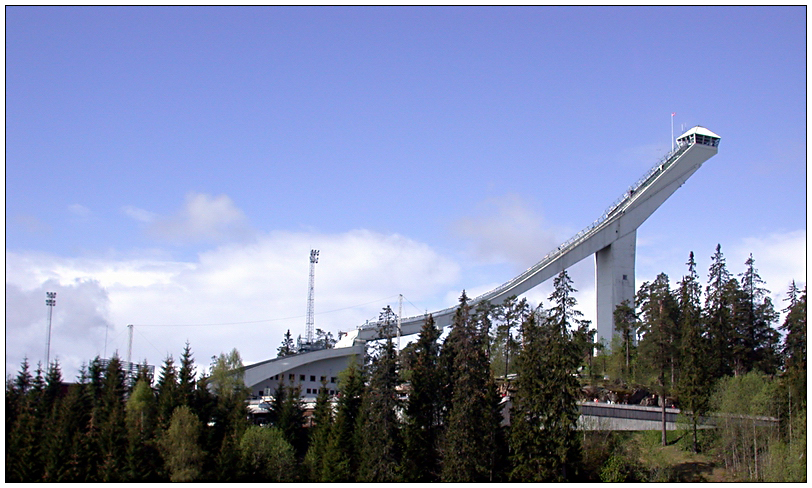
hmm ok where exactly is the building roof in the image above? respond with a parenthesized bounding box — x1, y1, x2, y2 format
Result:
(677, 125, 721, 140)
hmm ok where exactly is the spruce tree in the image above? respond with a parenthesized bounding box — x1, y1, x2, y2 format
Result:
(738, 254, 781, 374)
(357, 306, 403, 482)
(780, 283, 806, 409)
(304, 381, 333, 481)
(178, 341, 197, 410)
(277, 383, 307, 460)
(209, 349, 250, 481)
(277, 329, 295, 357)
(47, 380, 92, 481)
(6, 358, 44, 482)
(41, 360, 67, 482)
(321, 359, 365, 481)
(125, 378, 161, 481)
(402, 314, 443, 482)
(510, 309, 581, 481)
(781, 282, 806, 372)
(704, 244, 735, 379)
(511, 270, 583, 481)
(97, 355, 128, 482)
(440, 291, 502, 482)
(155, 355, 179, 430)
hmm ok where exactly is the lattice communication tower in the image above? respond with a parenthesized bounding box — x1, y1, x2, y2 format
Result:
(305, 249, 319, 345)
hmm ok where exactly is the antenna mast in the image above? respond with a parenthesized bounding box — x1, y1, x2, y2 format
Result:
(305, 249, 319, 346)
(127, 324, 134, 378)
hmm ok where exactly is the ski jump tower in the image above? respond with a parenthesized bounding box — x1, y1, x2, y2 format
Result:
(352, 125, 721, 344)
(243, 126, 720, 396)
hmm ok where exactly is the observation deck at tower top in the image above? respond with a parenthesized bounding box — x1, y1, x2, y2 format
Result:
(342, 125, 720, 345)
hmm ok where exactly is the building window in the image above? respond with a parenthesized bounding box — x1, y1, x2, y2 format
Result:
(306, 388, 311, 394)
(274, 374, 279, 380)
(310, 375, 316, 382)
(329, 390, 335, 395)
(331, 377, 337, 384)
(321, 376, 326, 382)
(289, 374, 295, 381)
(300, 374, 305, 381)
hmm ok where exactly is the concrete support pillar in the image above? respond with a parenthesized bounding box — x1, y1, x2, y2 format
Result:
(595, 230, 636, 346)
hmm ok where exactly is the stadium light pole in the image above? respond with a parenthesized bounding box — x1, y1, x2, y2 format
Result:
(45, 292, 57, 368)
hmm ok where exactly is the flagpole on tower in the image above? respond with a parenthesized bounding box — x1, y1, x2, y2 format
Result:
(671, 112, 676, 151)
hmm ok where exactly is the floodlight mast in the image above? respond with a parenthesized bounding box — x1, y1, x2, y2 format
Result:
(45, 292, 56, 368)
(305, 250, 319, 346)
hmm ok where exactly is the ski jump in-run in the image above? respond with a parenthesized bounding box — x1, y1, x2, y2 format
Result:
(243, 126, 720, 396)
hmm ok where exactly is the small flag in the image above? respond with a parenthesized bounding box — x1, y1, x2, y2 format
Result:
(671, 112, 676, 116)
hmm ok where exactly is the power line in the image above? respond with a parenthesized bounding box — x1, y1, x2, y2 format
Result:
(133, 294, 400, 328)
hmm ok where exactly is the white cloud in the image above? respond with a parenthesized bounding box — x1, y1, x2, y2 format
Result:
(122, 205, 157, 223)
(148, 193, 252, 243)
(68, 203, 91, 219)
(731, 229, 807, 308)
(5, 229, 460, 381)
(5, 279, 115, 379)
(452, 194, 564, 270)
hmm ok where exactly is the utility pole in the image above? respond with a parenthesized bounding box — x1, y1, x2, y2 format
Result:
(305, 249, 319, 346)
(45, 292, 56, 368)
(397, 294, 403, 352)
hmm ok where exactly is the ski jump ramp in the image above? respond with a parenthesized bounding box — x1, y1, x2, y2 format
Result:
(353, 125, 720, 344)
(244, 126, 719, 394)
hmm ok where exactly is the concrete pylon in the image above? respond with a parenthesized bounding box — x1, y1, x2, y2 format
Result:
(595, 229, 636, 345)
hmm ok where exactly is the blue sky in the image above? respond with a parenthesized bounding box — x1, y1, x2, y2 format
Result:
(6, 6, 806, 380)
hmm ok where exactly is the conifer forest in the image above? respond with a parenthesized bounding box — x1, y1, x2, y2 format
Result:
(6, 244, 806, 482)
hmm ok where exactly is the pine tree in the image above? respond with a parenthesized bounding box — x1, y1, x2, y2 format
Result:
(613, 299, 638, 381)
(357, 306, 403, 482)
(676, 251, 710, 453)
(402, 314, 443, 482)
(637, 273, 679, 446)
(493, 295, 529, 378)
